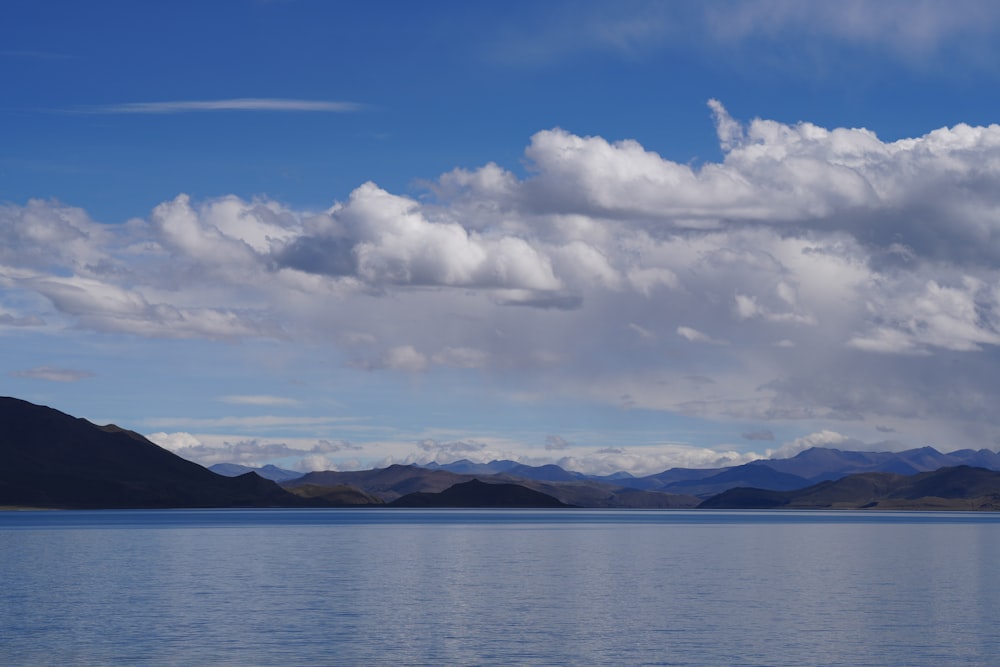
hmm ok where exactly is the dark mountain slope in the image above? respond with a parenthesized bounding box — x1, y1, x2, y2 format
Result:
(285, 465, 470, 502)
(285, 464, 699, 507)
(0, 397, 315, 508)
(389, 479, 573, 508)
(282, 482, 384, 505)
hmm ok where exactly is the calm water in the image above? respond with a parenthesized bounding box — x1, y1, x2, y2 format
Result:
(2, 509, 999, 666)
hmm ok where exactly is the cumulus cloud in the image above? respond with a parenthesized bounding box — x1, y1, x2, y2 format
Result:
(9, 101, 1000, 454)
(148, 431, 362, 470)
(555, 444, 762, 477)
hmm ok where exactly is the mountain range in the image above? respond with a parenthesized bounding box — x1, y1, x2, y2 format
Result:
(700, 466, 1000, 510)
(280, 464, 700, 507)
(6, 395, 1000, 510)
(412, 446, 1000, 498)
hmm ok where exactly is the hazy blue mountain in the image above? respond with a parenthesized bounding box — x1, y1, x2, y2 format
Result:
(700, 466, 1000, 510)
(607, 467, 727, 491)
(760, 447, 921, 480)
(420, 459, 522, 475)
(948, 449, 1000, 469)
(209, 463, 304, 483)
(502, 463, 587, 482)
(663, 463, 813, 498)
(601, 446, 1000, 497)
(760, 446, 1000, 482)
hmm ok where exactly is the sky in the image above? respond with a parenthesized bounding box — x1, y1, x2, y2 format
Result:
(4, 0, 1000, 475)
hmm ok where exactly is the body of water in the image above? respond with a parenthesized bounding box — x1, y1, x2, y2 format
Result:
(1, 508, 998, 666)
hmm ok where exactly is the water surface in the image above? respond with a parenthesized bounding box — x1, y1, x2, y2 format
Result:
(2, 509, 997, 666)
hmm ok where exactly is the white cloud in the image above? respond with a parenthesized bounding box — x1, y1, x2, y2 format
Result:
(555, 444, 762, 477)
(147, 431, 365, 471)
(381, 345, 428, 373)
(676, 326, 727, 346)
(329, 182, 562, 291)
(10, 102, 1000, 454)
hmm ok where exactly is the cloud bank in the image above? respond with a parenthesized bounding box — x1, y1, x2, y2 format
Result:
(6, 101, 1000, 456)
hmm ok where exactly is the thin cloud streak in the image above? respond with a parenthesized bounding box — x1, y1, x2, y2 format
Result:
(218, 394, 300, 407)
(141, 415, 365, 430)
(73, 98, 365, 114)
(9, 366, 94, 382)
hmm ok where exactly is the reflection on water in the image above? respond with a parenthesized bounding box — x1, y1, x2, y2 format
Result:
(2, 509, 998, 666)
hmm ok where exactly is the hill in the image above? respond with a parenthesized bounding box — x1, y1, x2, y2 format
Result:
(389, 479, 573, 508)
(281, 482, 384, 505)
(0, 397, 320, 509)
(285, 465, 471, 502)
(699, 466, 1000, 510)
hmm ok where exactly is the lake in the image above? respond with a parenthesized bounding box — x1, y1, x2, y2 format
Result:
(1, 509, 998, 666)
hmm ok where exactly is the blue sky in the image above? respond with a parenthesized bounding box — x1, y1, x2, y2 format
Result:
(4, 1, 1000, 474)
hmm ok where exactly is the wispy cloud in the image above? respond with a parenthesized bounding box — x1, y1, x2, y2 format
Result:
(74, 98, 365, 114)
(219, 394, 299, 407)
(491, 2, 1000, 72)
(10, 366, 94, 382)
(0, 313, 45, 327)
(141, 415, 361, 430)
